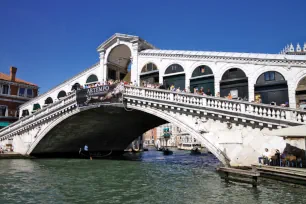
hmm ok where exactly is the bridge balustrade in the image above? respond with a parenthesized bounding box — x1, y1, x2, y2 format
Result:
(0, 93, 77, 140)
(124, 86, 306, 125)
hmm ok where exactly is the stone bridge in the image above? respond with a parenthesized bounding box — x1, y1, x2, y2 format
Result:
(1, 85, 306, 166)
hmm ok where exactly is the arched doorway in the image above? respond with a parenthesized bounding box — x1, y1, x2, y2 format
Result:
(107, 44, 131, 81)
(296, 76, 306, 109)
(190, 65, 214, 95)
(220, 68, 248, 99)
(57, 91, 67, 99)
(140, 63, 159, 86)
(163, 64, 185, 89)
(255, 71, 288, 106)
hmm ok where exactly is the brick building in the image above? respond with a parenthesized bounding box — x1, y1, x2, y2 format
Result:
(0, 67, 38, 129)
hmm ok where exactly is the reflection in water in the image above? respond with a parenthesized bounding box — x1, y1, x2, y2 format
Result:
(0, 148, 306, 204)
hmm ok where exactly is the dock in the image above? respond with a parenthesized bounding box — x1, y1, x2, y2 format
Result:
(217, 167, 260, 187)
(252, 165, 306, 185)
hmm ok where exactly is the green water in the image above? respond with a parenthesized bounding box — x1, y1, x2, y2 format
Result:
(0, 149, 306, 204)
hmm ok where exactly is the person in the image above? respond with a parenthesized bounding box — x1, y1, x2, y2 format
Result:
(206, 88, 212, 96)
(84, 144, 88, 152)
(227, 93, 232, 100)
(186, 86, 191, 93)
(258, 96, 262, 103)
(216, 92, 220, 97)
(258, 148, 270, 165)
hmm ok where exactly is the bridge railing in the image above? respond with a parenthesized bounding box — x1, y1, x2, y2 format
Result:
(0, 93, 77, 139)
(124, 86, 306, 124)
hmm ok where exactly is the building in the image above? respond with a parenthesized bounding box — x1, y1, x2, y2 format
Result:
(142, 128, 157, 146)
(0, 67, 38, 129)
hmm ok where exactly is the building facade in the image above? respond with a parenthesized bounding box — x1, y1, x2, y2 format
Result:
(0, 67, 38, 129)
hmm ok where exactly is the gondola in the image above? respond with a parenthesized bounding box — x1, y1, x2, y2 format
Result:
(163, 148, 173, 155)
(190, 147, 201, 155)
(79, 149, 112, 159)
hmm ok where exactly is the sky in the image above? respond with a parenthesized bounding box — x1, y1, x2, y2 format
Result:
(0, 0, 306, 93)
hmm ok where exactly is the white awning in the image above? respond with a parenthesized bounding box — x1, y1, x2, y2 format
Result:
(263, 125, 306, 137)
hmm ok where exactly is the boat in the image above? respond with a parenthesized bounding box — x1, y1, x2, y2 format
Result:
(178, 142, 202, 151)
(190, 147, 201, 155)
(163, 148, 173, 155)
(79, 149, 112, 159)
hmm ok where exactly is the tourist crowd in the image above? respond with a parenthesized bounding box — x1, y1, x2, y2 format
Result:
(258, 148, 304, 168)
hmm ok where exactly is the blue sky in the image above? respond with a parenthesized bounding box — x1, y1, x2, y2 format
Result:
(0, 0, 306, 93)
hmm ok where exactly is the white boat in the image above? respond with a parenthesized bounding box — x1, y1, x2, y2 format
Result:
(177, 142, 201, 150)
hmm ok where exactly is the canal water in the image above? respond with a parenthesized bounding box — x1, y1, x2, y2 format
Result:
(0, 148, 306, 204)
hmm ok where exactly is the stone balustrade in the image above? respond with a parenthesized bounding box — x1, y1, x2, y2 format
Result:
(124, 86, 306, 126)
(0, 93, 77, 140)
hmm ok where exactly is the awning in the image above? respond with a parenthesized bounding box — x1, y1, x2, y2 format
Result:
(263, 125, 306, 137)
(0, 121, 10, 127)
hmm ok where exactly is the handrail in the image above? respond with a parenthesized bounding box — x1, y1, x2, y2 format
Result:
(0, 93, 76, 136)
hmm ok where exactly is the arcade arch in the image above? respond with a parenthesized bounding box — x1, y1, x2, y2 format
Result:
(140, 63, 159, 86)
(71, 83, 81, 91)
(57, 91, 67, 99)
(86, 74, 98, 84)
(107, 44, 131, 81)
(163, 64, 185, 89)
(220, 68, 248, 99)
(255, 71, 288, 106)
(45, 97, 53, 105)
(190, 65, 214, 95)
(296, 76, 306, 109)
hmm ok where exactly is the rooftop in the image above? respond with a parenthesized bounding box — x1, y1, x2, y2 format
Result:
(0, 67, 38, 87)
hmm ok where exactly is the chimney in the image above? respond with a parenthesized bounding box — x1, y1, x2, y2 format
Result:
(10, 66, 17, 82)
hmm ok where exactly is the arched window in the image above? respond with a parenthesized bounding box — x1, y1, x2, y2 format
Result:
(86, 74, 98, 83)
(165, 64, 184, 75)
(141, 63, 158, 73)
(71, 83, 81, 91)
(45, 97, 53, 104)
(256, 71, 285, 85)
(221, 68, 247, 81)
(191, 65, 213, 78)
(22, 109, 29, 117)
(57, 91, 67, 99)
(33, 103, 41, 111)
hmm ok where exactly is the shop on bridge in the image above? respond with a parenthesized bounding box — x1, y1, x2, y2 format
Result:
(254, 71, 289, 106)
(163, 64, 185, 90)
(190, 65, 214, 95)
(140, 63, 159, 86)
(296, 76, 306, 109)
(220, 68, 248, 100)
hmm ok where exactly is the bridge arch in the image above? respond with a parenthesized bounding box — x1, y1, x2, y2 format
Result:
(220, 68, 248, 99)
(163, 63, 185, 90)
(140, 62, 159, 86)
(57, 90, 67, 99)
(190, 65, 214, 95)
(254, 71, 289, 105)
(24, 103, 229, 166)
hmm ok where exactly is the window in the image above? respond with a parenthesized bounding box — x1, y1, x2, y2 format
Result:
(264, 72, 275, 81)
(27, 89, 33, 98)
(0, 106, 7, 116)
(19, 87, 25, 97)
(2, 85, 9, 95)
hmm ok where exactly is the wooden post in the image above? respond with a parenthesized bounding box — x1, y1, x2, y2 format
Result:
(252, 176, 257, 187)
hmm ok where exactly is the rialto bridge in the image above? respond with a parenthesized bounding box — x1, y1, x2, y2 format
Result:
(1, 33, 306, 167)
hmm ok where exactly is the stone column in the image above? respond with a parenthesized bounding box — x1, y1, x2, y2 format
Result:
(288, 81, 297, 108)
(214, 78, 220, 97)
(130, 43, 139, 85)
(248, 79, 255, 102)
(99, 50, 105, 82)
